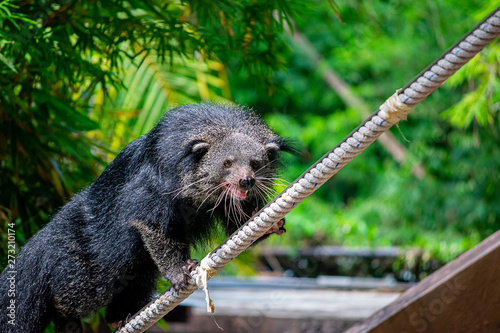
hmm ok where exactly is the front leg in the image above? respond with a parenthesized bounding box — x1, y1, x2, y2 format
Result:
(227, 206, 286, 245)
(133, 223, 197, 290)
(264, 217, 286, 235)
(248, 207, 286, 236)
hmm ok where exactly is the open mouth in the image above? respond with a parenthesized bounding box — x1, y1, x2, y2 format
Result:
(225, 185, 247, 199)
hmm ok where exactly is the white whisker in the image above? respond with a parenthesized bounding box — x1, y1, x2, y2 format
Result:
(256, 176, 290, 185)
(255, 182, 277, 198)
(253, 186, 270, 202)
(197, 183, 227, 211)
(254, 158, 280, 175)
(167, 177, 208, 199)
(209, 184, 228, 212)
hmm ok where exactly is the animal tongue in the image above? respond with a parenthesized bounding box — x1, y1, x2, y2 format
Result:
(233, 188, 247, 199)
(224, 184, 248, 199)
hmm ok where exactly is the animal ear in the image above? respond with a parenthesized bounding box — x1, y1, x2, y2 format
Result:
(191, 140, 210, 156)
(265, 136, 296, 155)
(265, 139, 281, 153)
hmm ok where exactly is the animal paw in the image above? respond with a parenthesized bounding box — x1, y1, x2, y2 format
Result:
(183, 258, 199, 276)
(252, 208, 286, 236)
(265, 218, 286, 235)
(111, 320, 122, 330)
(111, 314, 130, 330)
(170, 259, 199, 290)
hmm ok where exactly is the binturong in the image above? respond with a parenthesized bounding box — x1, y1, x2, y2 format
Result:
(0, 103, 295, 332)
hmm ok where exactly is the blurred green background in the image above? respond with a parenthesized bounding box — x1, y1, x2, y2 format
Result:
(1, 0, 499, 323)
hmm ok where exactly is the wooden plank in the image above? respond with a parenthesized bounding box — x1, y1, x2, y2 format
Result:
(344, 229, 500, 333)
(198, 275, 412, 291)
(185, 288, 400, 320)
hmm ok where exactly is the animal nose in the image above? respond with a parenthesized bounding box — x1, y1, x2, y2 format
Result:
(239, 176, 255, 191)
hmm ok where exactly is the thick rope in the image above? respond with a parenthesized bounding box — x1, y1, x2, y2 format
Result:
(194, 258, 217, 313)
(118, 8, 500, 333)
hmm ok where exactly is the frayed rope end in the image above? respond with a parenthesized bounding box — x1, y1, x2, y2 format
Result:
(194, 258, 218, 313)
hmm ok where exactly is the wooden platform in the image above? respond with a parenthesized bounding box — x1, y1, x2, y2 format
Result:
(346, 229, 500, 333)
(156, 276, 403, 333)
(151, 230, 500, 332)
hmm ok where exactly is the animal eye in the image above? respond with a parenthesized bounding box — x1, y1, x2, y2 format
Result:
(223, 160, 232, 168)
(250, 160, 261, 170)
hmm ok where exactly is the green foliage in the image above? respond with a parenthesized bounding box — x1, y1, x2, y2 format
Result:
(2, 0, 496, 267)
(443, 42, 500, 127)
(90, 52, 231, 158)
(0, 0, 308, 266)
(1, 1, 499, 327)
(230, 0, 498, 263)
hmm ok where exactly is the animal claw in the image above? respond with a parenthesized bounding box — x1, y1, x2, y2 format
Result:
(265, 218, 286, 235)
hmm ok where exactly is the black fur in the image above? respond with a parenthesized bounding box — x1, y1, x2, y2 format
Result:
(0, 103, 292, 332)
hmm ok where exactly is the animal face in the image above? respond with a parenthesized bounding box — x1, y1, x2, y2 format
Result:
(190, 133, 282, 206)
(159, 104, 293, 223)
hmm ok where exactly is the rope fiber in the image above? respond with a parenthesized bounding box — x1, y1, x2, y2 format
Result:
(118, 7, 500, 333)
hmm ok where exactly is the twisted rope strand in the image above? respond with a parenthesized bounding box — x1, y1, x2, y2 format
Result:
(119, 8, 500, 333)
